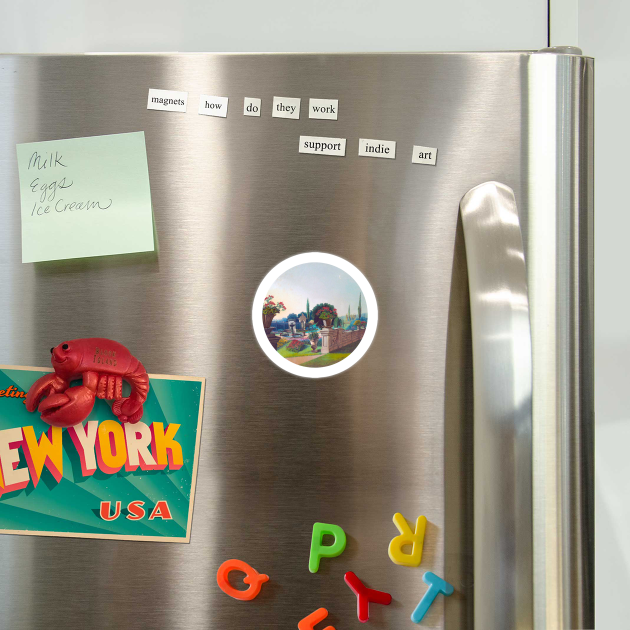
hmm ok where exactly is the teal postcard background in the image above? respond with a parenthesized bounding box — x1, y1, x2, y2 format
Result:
(0, 367, 204, 542)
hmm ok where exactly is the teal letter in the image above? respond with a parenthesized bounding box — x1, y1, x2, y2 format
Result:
(411, 572, 454, 623)
(308, 522, 347, 573)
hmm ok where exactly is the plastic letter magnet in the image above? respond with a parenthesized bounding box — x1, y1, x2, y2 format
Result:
(388, 512, 427, 567)
(298, 607, 335, 630)
(344, 571, 392, 622)
(216, 559, 269, 601)
(410, 571, 454, 623)
(309, 522, 347, 573)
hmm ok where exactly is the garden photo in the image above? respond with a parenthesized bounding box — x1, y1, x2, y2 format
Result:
(261, 262, 369, 368)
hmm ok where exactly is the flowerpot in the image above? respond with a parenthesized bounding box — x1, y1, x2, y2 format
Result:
(263, 313, 275, 328)
(310, 343, 318, 353)
(321, 319, 332, 328)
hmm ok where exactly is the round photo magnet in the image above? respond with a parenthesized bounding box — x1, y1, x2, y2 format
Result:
(252, 253, 378, 378)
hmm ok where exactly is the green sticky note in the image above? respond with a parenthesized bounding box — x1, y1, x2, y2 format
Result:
(16, 132, 155, 263)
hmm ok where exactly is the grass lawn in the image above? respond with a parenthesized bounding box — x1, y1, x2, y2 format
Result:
(277, 344, 320, 358)
(303, 352, 351, 367)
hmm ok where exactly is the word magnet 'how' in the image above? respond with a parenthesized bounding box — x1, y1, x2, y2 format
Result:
(216, 559, 269, 601)
(388, 512, 427, 567)
(298, 608, 335, 630)
(344, 571, 392, 622)
(411, 572, 454, 624)
(309, 522, 346, 573)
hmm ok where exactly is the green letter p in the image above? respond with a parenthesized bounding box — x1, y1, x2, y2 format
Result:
(309, 522, 347, 573)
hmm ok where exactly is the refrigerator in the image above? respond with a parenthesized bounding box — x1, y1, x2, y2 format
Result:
(0, 50, 593, 629)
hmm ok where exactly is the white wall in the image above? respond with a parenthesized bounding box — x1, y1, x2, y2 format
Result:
(0, 0, 547, 53)
(577, 1, 629, 627)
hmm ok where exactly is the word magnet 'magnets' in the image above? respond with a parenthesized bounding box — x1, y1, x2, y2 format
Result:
(309, 522, 346, 573)
(388, 512, 427, 567)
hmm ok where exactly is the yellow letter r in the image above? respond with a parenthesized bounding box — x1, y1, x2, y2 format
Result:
(388, 512, 427, 567)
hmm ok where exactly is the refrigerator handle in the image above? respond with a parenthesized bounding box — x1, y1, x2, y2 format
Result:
(460, 182, 533, 629)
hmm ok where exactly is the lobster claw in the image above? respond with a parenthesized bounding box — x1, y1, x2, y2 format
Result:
(25, 373, 67, 413)
(37, 386, 96, 428)
(112, 398, 144, 424)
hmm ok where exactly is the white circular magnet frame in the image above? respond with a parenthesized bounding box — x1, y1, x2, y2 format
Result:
(252, 253, 378, 378)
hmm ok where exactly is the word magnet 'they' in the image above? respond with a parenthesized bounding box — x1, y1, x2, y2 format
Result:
(309, 522, 347, 573)
(388, 512, 427, 567)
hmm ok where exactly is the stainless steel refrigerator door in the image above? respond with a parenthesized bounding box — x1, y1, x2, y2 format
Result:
(0, 52, 593, 629)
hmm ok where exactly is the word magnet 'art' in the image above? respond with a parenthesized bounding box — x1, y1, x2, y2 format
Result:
(216, 516, 453, 626)
(0, 338, 205, 542)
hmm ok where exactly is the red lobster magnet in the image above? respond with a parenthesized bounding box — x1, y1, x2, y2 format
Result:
(26, 338, 149, 428)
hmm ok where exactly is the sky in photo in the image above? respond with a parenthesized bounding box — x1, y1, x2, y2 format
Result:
(267, 263, 366, 319)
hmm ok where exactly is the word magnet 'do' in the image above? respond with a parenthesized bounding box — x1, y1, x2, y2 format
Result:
(388, 512, 427, 567)
(309, 522, 346, 573)
(216, 559, 269, 601)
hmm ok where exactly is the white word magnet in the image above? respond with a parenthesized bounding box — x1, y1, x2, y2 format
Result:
(147, 89, 188, 113)
(358, 139, 396, 159)
(309, 98, 338, 120)
(412, 145, 438, 165)
(244, 97, 261, 117)
(272, 96, 300, 119)
(299, 136, 346, 157)
(198, 95, 229, 117)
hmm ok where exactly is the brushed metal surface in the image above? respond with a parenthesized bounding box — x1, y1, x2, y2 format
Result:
(460, 182, 533, 630)
(0, 52, 593, 629)
(527, 52, 595, 629)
